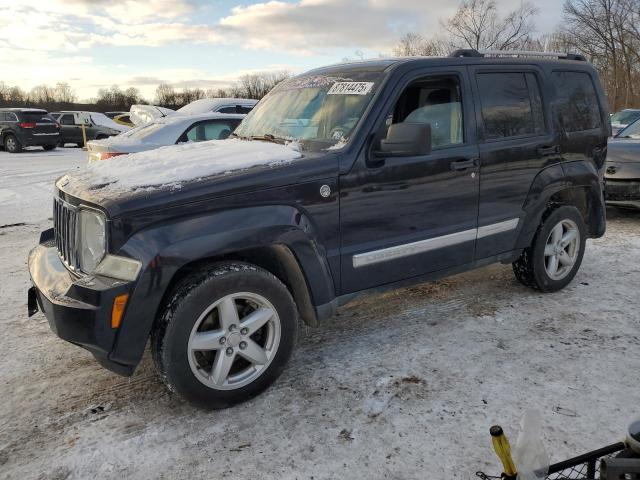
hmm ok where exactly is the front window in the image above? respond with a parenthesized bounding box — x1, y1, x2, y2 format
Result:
(617, 118, 640, 139)
(611, 110, 640, 126)
(233, 68, 386, 151)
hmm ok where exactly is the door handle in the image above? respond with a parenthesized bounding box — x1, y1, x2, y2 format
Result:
(537, 145, 560, 157)
(450, 158, 479, 171)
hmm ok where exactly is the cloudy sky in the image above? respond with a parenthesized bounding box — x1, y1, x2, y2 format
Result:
(0, 0, 565, 101)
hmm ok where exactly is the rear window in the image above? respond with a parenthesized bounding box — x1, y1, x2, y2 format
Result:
(552, 71, 601, 132)
(120, 122, 165, 139)
(476, 72, 545, 139)
(218, 106, 254, 114)
(22, 111, 54, 122)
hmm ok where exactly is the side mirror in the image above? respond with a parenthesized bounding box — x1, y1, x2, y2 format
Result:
(377, 122, 431, 157)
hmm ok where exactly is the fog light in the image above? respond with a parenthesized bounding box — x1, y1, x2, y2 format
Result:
(111, 293, 129, 329)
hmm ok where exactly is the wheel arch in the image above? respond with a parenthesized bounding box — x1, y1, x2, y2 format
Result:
(515, 161, 606, 249)
(159, 244, 320, 328)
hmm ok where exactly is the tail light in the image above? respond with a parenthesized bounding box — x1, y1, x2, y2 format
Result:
(19, 122, 36, 128)
(97, 152, 126, 160)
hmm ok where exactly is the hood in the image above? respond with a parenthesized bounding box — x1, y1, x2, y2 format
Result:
(607, 138, 640, 163)
(56, 139, 336, 217)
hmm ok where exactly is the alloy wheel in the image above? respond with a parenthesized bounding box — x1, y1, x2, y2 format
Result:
(543, 219, 580, 281)
(187, 292, 281, 390)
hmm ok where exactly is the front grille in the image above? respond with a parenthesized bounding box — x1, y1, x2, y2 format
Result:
(53, 198, 79, 270)
(606, 180, 640, 201)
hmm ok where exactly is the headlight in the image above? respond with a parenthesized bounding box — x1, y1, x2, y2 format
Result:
(78, 209, 106, 273)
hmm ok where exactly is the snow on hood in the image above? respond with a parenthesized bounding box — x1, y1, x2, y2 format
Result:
(65, 139, 303, 193)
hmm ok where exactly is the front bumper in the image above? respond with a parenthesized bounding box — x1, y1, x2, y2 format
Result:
(28, 235, 136, 375)
(605, 179, 640, 209)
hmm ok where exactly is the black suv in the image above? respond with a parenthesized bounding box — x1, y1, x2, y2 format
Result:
(28, 51, 609, 409)
(0, 108, 60, 152)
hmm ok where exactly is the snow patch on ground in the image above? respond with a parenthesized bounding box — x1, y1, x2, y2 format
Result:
(67, 139, 303, 192)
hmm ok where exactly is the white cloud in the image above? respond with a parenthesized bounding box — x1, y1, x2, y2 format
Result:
(0, 0, 565, 100)
(218, 0, 454, 54)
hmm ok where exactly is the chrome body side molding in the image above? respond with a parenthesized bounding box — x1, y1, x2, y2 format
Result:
(353, 218, 520, 268)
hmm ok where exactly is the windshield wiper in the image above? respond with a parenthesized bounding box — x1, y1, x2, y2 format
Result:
(249, 134, 289, 145)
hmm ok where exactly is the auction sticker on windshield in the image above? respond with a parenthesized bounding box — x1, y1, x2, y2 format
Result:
(327, 82, 374, 95)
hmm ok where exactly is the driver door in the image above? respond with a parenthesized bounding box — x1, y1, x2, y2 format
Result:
(339, 67, 481, 293)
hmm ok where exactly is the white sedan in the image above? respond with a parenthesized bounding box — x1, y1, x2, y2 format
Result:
(87, 112, 245, 161)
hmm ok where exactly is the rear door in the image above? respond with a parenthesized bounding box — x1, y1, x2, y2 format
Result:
(468, 65, 559, 259)
(178, 119, 241, 143)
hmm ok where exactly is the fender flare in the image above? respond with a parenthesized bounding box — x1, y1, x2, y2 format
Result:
(515, 161, 605, 250)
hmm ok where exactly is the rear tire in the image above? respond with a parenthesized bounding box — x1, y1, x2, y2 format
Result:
(4, 134, 22, 153)
(152, 262, 298, 409)
(43, 145, 56, 151)
(512, 206, 587, 292)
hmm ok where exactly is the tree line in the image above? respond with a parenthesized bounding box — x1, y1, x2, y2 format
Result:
(393, 0, 640, 111)
(0, 72, 290, 113)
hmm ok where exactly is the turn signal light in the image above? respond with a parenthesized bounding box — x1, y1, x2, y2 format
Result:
(111, 293, 129, 329)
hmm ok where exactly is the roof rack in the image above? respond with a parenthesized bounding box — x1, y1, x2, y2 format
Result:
(449, 49, 586, 61)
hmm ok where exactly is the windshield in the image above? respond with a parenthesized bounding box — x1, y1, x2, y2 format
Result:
(233, 69, 385, 151)
(617, 118, 640, 138)
(611, 110, 640, 125)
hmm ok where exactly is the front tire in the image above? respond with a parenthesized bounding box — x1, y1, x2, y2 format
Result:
(4, 134, 22, 153)
(512, 206, 587, 292)
(152, 262, 298, 409)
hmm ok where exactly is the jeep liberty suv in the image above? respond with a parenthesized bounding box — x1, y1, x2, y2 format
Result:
(28, 50, 609, 409)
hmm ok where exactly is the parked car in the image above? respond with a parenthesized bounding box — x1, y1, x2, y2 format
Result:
(28, 50, 609, 409)
(57, 111, 128, 147)
(610, 109, 640, 136)
(86, 112, 245, 161)
(605, 118, 640, 209)
(113, 113, 134, 127)
(0, 108, 60, 153)
(129, 98, 257, 126)
(175, 98, 257, 115)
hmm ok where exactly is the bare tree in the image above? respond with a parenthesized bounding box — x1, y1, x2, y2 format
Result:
(563, 0, 640, 109)
(155, 83, 178, 108)
(28, 85, 55, 104)
(233, 71, 290, 100)
(442, 0, 538, 50)
(393, 33, 448, 56)
(53, 82, 77, 104)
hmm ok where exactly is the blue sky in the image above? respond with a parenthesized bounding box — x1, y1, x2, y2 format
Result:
(0, 0, 564, 101)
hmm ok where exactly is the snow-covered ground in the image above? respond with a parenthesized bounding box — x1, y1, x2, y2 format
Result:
(1, 148, 639, 479)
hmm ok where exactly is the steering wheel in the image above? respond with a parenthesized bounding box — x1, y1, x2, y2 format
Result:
(328, 125, 348, 140)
